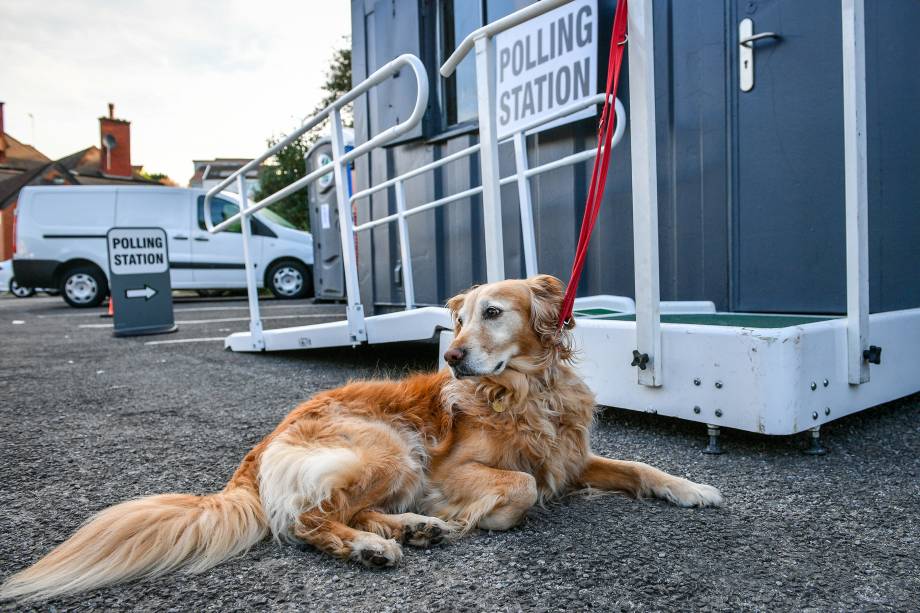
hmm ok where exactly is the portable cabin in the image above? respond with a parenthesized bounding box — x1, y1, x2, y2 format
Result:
(205, 0, 920, 449)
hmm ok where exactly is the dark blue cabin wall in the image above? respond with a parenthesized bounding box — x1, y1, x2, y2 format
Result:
(441, 136, 487, 296)
(352, 0, 733, 312)
(352, 0, 428, 311)
(865, 0, 920, 312)
(495, 0, 729, 307)
(657, 0, 730, 307)
(351, 0, 920, 315)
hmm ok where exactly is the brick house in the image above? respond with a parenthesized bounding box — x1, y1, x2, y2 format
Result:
(0, 103, 158, 261)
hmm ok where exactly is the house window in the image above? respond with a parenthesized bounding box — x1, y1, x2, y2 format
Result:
(439, 0, 529, 127)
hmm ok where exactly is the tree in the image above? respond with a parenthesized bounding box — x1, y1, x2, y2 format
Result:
(138, 169, 177, 186)
(315, 46, 353, 125)
(255, 40, 352, 231)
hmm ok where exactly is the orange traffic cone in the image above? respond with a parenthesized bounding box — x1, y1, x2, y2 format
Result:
(101, 296, 114, 318)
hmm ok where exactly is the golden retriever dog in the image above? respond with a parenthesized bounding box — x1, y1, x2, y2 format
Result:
(1, 275, 722, 601)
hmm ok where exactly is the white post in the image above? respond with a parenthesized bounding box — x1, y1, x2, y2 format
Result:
(628, 0, 662, 387)
(236, 174, 264, 350)
(474, 33, 506, 282)
(513, 131, 538, 277)
(394, 180, 415, 309)
(842, 0, 870, 384)
(330, 107, 367, 344)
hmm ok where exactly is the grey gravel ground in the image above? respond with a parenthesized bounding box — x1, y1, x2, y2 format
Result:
(0, 294, 918, 612)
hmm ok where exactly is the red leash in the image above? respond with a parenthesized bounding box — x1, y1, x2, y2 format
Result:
(558, 0, 629, 328)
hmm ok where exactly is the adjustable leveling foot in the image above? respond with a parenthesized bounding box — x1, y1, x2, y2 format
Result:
(703, 424, 723, 455)
(803, 426, 827, 455)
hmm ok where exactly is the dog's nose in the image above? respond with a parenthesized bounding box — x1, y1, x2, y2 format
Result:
(443, 347, 466, 366)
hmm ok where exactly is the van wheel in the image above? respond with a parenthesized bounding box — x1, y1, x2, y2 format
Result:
(267, 260, 313, 299)
(61, 265, 108, 308)
(10, 278, 35, 298)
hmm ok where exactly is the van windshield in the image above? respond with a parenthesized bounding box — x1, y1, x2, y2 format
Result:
(258, 207, 298, 229)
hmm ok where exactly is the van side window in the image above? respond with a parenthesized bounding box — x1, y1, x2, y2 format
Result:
(251, 217, 277, 238)
(197, 196, 241, 233)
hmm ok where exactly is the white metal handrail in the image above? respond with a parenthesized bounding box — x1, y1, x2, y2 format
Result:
(201, 53, 429, 350)
(350, 93, 624, 204)
(440, 0, 573, 78)
(204, 54, 428, 235)
(349, 95, 626, 309)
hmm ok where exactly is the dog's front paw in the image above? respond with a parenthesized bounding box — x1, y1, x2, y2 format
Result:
(400, 513, 456, 547)
(348, 533, 403, 568)
(655, 478, 723, 508)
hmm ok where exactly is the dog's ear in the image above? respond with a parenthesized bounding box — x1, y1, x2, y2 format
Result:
(446, 289, 469, 331)
(447, 284, 479, 315)
(528, 275, 574, 350)
(446, 292, 465, 315)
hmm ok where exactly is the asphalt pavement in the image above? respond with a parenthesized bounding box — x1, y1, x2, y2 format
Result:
(0, 294, 918, 611)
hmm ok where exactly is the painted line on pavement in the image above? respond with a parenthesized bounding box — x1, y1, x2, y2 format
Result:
(144, 337, 226, 346)
(80, 314, 335, 329)
(40, 303, 340, 318)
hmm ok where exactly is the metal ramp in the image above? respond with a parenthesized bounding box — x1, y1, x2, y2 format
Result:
(205, 9, 631, 356)
(226, 307, 451, 352)
(223, 289, 715, 352)
(225, 295, 645, 352)
(206, 0, 920, 441)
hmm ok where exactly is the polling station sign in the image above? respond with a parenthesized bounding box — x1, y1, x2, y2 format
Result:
(495, 0, 597, 139)
(108, 228, 169, 274)
(106, 227, 176, 337)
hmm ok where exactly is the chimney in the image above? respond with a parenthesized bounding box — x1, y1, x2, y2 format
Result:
(99, 103, 132, 178)
(0, 102, 7, 163)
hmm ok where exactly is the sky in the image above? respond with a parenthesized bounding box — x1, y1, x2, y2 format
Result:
(0, 0, 351, 185)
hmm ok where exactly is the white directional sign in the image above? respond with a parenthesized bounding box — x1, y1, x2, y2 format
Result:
(108, 228, 169, 275)
(125, 285, 158, 300)
(494, 0, 597, 139)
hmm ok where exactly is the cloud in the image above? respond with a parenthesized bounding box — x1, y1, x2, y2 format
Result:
(0, 0, 351, 184)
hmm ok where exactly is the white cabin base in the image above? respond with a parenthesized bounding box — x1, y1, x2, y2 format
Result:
(225, 297, 920, 436)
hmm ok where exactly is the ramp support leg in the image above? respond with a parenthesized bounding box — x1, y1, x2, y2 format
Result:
(474, 33, 505, 283)
(513, 131, 538, 278)
(703, 424, 723, 455)
(331, 107, 367, 345)
(803, 426, 828, 456)
(842, 0, 870, 385)
(394, 180, 416, 309)
(628, 0, 663, 387)
(237, 175, 264, 350)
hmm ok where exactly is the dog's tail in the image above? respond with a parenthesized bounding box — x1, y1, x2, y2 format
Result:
(0, 485, 267, 602)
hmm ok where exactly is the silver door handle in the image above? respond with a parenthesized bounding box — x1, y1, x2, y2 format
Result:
(174, 234, 188, 240)
(739, 32, 780, 47)
(194, 236, 210, 242)
(739, 19, 780, 92)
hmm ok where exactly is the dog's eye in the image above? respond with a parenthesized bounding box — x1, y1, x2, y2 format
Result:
(484, 306, 502, 319)
(456, 317, 463, 328)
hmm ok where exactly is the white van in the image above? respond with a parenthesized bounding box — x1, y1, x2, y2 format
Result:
(13, 186, 314, 308)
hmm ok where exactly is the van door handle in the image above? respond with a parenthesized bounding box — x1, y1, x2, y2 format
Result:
(194, 236, 210, 242)
(174, 234, 189, 240)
